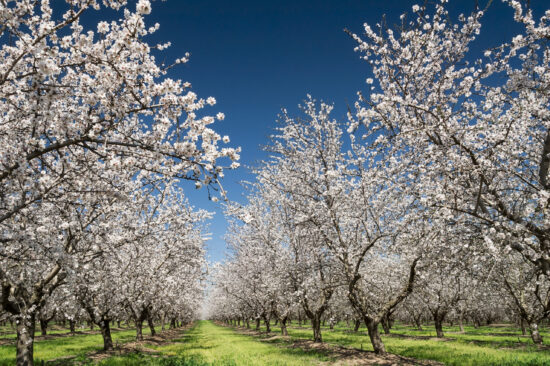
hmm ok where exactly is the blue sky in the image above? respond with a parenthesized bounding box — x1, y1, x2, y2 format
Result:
(93, 0, 546, 263)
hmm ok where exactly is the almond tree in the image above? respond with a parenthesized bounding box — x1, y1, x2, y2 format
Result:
(257, 99, 427, 353)
(69, 183, 207, 348)
(120, 186, 208, 341)
(498, 249, 550, 343)
(207, 98, 427, 352)
(348, 0, 550, 302)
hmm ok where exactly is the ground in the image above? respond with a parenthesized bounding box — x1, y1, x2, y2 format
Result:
(0, 321, 549, 365)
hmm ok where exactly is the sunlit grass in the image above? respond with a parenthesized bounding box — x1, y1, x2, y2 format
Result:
(0, 326, 150, 365)
(1, 320, 549, 365)
(252, 321, 550, 366)
(0, 321, 330, 365)
(135, 320, 330, 366)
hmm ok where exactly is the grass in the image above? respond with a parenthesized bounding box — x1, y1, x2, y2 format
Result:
(0, 326, 151, 365)
(1, 320, 550, 365)
(249, 321, 550, 366)
(0, 321, 331, 365)
(106, 320, 332, 365)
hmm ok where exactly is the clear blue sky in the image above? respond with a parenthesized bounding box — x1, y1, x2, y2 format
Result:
(90, 0, 547, 263)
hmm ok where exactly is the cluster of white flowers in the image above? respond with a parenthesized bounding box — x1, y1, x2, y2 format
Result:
(136, 0, 151, 15)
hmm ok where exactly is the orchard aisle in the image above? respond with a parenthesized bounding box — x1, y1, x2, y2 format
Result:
(167, 321, 328, 365)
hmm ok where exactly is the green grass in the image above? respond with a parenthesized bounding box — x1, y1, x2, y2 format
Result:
(103, 320, 332, 366)
(0, 326, 151, 365)
(248, 321, 550, 366)
(1, 320, 550, 365)
(0, 321, 331, 365)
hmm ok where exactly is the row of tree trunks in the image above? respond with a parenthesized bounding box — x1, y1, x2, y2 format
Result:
(223, 315, 548, 347)
(12, 309, 180, 366)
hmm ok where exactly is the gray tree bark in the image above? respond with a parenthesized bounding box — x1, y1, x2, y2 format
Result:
(16, 313, 36, 366)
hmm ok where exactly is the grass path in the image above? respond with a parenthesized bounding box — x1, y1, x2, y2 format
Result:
(102, 321, 440, 365)
(112, 320, 331, 365)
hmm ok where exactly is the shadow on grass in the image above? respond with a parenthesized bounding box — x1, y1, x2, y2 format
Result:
(93, 353, 214, 366)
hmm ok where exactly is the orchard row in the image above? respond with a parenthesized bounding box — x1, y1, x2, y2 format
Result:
(0, 1, 237, 365)
(207, 0, 550, 356)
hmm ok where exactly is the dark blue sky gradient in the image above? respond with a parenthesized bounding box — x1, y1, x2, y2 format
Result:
(86, 0, 548, 263)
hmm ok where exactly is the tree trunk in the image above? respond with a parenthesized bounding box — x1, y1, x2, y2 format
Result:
(147, 314, 156, 336)
(245, 319, 250, 329)
(264, 316, 271, 332)
(381, 316, 391, 335)
(312, 315, 322, 343)
(255, 318, 261, 331)
(170, 318, 176, 329)
(69, 320, 76, 334)
(40, 319, 48, 336)
(89, 320, 94, 330)
(520, 318, 527, 336)
(117, 320, 121, 328)
(413, 315, 423, 331)
(529, 322, 543, 344)
(459, 317, 464, 333)
(99, 319, 113, 351)
(135, 319, 144, 341)
(365, 318, 386, 355)
(161, 314, 166, 331)
(434, 317, 444, 338)
(353, 319, 361, 332)
(16, 313, 36, 366)
(280, 317, 288, 336)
